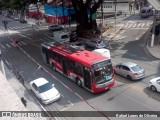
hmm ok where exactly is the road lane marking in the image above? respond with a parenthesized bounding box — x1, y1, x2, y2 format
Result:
(11, 43, 16, 47)
(0, 44, 6, 49)
(21, 41, 27, 45)
(132, 23, 137, 27)
(6, 44, 11, 48)
(68, 100, 74, 106)
(18, 34, 32, 40)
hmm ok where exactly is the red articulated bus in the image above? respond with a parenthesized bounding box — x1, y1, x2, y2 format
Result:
(41, 42, 115, 93)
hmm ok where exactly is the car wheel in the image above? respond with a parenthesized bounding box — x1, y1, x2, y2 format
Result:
(150, 85, 157, 92)
(52, 63, 56, 71)
(127, 75, 132, 80)
(76, 78, 82, 87)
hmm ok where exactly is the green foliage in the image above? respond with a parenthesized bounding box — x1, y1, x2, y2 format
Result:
(0, 0, 28, 10)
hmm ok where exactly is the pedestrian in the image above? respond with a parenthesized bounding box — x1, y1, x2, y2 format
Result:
(21, 97, 27, 107)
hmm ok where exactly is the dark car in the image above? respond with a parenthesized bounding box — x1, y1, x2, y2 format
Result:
(70, 31, 78, 42)
(85, 39, 107, 49)
(19, 20, 27, 23)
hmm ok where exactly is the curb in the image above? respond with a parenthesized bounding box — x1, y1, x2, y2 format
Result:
(144, 28, 160, 60)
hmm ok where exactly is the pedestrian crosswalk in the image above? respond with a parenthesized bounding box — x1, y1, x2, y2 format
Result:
(0, 25, 32, 31)
(120, 21, 153, 29)
(0, 41, 28, 49)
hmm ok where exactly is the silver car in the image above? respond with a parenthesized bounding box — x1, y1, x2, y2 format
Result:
(49, 25, 63, 31)
(85, 39, 106, 49)
(114, 62, 145, 80)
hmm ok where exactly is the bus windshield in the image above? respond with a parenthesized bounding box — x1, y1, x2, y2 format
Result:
(92, 60, 114, 84)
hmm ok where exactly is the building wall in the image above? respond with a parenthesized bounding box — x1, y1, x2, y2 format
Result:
(98, 2, 130, 13)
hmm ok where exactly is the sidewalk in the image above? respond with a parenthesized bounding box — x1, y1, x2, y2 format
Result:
(0, 62, 47, 120)
(146, 33, 160, 59)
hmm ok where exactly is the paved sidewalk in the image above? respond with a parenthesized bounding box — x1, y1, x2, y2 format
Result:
(0, 62, 47, 120)
(145, 29, 160, 59)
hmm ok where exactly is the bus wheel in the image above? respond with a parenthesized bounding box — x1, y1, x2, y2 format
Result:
(76, 78, 82, 87)
(52, 63, 56, 71)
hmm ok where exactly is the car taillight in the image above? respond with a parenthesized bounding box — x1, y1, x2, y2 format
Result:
(134, 73, 138, 76)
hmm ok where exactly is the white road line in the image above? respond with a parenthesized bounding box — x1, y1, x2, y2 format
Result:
(11, 43, 17, 47)
(61, 94, 64, 97)
(21, 41, 27, 45)
(128, 23, 133, 28)
(131, 28, 148, 30)
(5, 59, 10, 66)
(132, 23, 137, 28)
(0, 44, 5, 49)
(18, 43, 22, 46)
(137, 23, 142, 27)
(124, 23, 129, 28)
(9, 27, 13, 30)
(140, 23, 145, 27)
(18, 34, 32, 40)
(141, 57, 147, 59)
(68, 100, 74, 106)
(6, 44, 11, 48)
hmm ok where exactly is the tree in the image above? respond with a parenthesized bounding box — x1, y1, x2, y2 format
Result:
(70, 0, 103, 36)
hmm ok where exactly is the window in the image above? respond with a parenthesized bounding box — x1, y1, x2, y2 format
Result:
(68, 59, 74, 72)
(32, 83, 38, 91)
(74, 62, 83, 76)
(121, 66, 130, 71)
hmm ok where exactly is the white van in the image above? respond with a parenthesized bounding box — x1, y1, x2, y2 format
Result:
(92, 48, 110, 59)
(53, 31, 70, 43)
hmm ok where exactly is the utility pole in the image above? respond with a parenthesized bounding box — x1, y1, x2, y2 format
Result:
(151, 10, 157, 47)
(114, 0, 117, 32)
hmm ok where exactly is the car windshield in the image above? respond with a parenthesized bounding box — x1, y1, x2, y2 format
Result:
(140, 9, 146, 13)
(131, 65, 142, 72)
(38, 83, 53, 93)
(93, 60, 114, 84)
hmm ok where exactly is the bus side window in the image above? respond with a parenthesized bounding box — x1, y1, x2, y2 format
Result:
(68, 59, 74, 72)
(74, 63, 83, 76)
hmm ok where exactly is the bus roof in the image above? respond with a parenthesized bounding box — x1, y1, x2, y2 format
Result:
(69, 50, 108, 66)
(48, 44, 109, 67)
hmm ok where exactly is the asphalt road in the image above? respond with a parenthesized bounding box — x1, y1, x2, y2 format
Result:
(0, 14, 160, 120)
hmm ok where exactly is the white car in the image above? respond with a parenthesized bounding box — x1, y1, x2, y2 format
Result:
(30, 78, 60, 104)
(48, 24, 63, 31)
(149, 77, 160, 92)
(92, 49, 110, 59)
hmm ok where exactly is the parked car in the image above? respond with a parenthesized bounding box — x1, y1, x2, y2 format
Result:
(149, 77, 160, 92)
(48, 24, 63, 31)
(70, 31, 78, 42)
(19, 20, 27, 23)
(85, 39, 107, 49)
(69, 42, 85, 50)
(114, 62, 145, 80)
(14, 16, 19, 21)
(30, 78, 60, 104)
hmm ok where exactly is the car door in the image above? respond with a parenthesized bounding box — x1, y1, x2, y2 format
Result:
(31, 83, 39, 98)
(115, 65, 122, 75)
(156, 80, 160, 92)
(121, 65, 131, 77)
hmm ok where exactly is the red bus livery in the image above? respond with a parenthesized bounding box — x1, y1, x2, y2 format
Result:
(41, 42, 115, 93)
